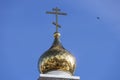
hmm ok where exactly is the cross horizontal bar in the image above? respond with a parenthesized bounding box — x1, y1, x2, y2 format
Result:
(46, 11, 67, 15)
(52, 22, 61, 28)
(52, 8, 61, 11)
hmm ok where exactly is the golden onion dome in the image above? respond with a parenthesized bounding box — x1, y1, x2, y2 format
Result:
(38, 32, 76, 75)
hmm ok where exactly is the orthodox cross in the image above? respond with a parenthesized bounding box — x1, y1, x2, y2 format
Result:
(46, 7, 67, 32)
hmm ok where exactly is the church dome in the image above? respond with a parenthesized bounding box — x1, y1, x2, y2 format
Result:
(38, 32, 76, 75)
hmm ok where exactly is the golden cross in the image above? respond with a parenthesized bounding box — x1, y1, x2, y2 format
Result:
(46, 7, 67, 32)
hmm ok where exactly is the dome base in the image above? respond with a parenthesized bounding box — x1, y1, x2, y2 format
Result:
(45, 70, 71, 76)
(39, 73, 80, 80)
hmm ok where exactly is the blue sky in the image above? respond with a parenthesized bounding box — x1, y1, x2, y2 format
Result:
(0, 0, 120, 80)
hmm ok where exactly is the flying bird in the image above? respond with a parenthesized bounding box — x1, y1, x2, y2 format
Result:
(97, 17, 100, 20)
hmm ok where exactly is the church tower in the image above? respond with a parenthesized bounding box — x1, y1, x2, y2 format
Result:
(38, 7, 80, 80)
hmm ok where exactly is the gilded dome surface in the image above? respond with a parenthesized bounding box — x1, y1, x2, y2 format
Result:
(38, 32, 76, 75)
